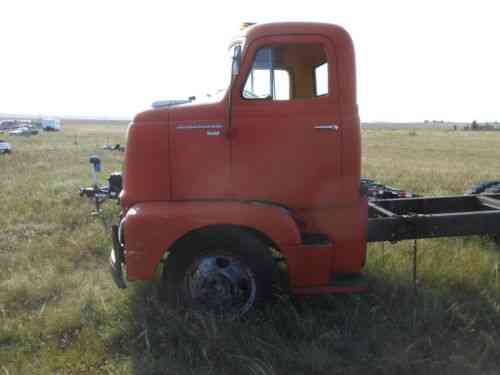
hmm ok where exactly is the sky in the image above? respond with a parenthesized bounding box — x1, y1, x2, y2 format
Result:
(1, 0, 499, 122)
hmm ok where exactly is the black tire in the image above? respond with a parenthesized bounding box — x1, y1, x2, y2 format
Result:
(493, 235, 500, 247)
(465, 180, 500, 195)
(484, 184, 500, 194)
(161, 227, 275, 319)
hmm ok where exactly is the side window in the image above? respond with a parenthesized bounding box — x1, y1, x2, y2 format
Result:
(242, 43, 328, 101)
(314, 62, 328, 96)
(242, 48, 291, 100)
(273, 69, 291, 100)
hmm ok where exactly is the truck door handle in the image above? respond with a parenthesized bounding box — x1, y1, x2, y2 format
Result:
(314, 124, 339, 131)
(206, 130, 222, 136)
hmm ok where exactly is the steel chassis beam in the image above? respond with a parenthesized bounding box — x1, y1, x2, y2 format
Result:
(367, 194, 500, 242)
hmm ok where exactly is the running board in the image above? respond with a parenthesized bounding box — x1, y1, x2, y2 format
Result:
(291, 274, 369, 295)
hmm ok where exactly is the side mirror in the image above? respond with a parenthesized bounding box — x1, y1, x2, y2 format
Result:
(231, 45, 241, 76)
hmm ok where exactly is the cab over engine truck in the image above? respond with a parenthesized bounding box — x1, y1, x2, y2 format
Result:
(97, 22, 500, 318)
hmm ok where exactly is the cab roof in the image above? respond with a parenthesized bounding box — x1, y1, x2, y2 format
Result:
(244, 22, 352, 45)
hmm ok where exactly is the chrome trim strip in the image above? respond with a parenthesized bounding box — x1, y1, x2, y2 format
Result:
(176, 124, 224, 130)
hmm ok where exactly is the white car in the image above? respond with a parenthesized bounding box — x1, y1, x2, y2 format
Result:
(0, 139, 12, 154)
(8, 127, 31, 136)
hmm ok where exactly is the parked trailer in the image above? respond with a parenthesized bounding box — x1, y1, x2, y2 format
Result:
(42, 118, 61, 131)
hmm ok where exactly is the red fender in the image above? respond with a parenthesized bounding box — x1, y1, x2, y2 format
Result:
(122, 201, 302, 280)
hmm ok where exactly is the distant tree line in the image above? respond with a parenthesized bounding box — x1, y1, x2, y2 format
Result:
(465, 120, 500, 131)
(423, 119, 500, 131)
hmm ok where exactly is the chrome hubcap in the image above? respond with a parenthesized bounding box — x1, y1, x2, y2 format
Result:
(184, 254, 256, 318)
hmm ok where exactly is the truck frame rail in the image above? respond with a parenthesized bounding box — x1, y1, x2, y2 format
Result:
(367, 194, 500, 242)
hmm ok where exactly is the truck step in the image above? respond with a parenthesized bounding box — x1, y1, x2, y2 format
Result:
(330, 273, 369, 287)
(301, 232, 330, 245)
(292, 274, 369, 295)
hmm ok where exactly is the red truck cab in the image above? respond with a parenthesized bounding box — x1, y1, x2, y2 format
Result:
(113, 22, 367, 317)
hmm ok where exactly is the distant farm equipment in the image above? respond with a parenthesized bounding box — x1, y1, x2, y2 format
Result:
(102, 143, 125, 152)
(79, 155, 122, 213)
(361, 178, 418, 200)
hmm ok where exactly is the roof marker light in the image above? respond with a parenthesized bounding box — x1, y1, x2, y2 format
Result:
(240, 22, 256, 30)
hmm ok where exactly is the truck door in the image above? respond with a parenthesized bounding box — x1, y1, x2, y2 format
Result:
(231, 35, 341, 208)
(170, 103, 230, 199)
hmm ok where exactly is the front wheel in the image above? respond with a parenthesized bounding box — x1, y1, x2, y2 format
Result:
(162, 228, 275, 319)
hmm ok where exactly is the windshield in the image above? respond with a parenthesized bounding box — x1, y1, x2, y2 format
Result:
(203, 39, 244, 102)
(181, 39, 244, 105)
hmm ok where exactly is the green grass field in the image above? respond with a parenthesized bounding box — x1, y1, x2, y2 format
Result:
(1, 124, 500, 374)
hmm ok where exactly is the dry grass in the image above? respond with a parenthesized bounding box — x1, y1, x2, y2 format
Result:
(1, 125, 500, 374)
